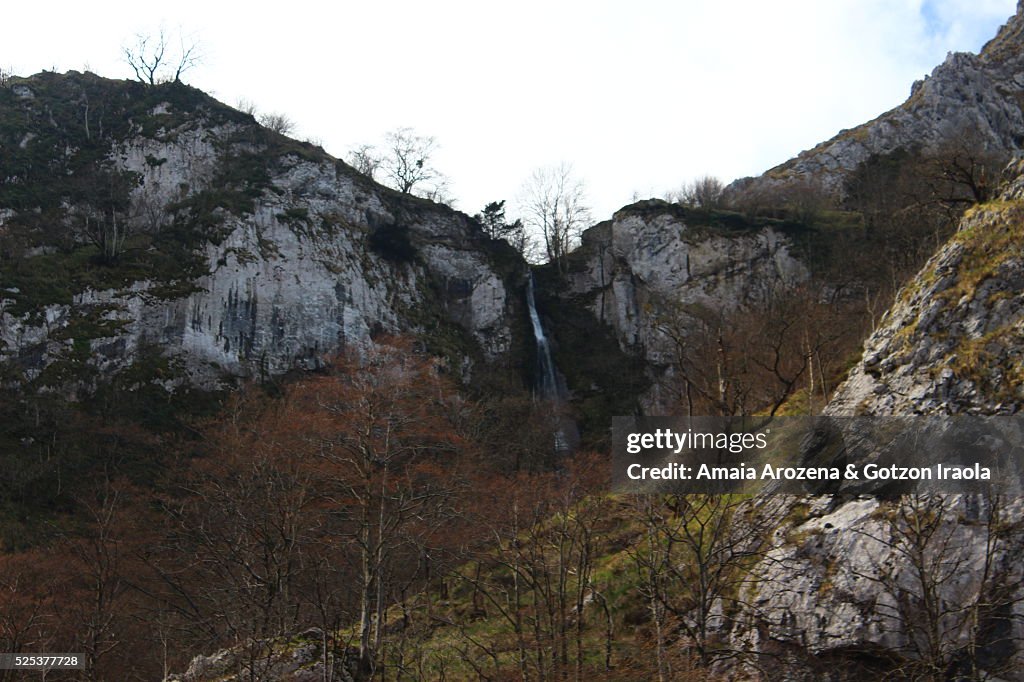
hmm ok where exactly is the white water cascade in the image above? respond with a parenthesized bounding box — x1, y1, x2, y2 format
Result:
(526, 272, 559, 401)
(525, 272, 575, 453)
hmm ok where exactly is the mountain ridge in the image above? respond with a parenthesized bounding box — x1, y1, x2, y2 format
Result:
(728, 1, 1024, 200)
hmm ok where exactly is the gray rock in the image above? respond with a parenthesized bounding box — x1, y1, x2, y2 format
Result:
(728, 5, 1024, 201)
(732, 155, 1024, 676)
(562, 202, 809, 409)
(0, 112, 517, 388)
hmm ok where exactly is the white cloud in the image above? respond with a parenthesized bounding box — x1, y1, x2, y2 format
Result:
(3, 0, 1017, 220)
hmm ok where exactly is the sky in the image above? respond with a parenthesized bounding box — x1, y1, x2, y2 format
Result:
(3, 0, 1018, 221)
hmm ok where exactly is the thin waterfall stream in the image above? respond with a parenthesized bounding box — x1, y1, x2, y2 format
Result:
(526, 273, 559, 401)
(525, 272, 576, 453)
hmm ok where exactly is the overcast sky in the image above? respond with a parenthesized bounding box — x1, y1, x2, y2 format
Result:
(4, 0, 1018, 220)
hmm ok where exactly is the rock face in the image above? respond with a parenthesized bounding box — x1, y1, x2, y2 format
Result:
(732, 161, 1024, 677)
(826, 161, 1024, 417)
(563, 201, 807, 375)
(725, 13, 1024, 668)
(0, 72, 519, 388)
(165, 629, 357, 682)
(731, 1, 1024, 198)
(0, 76, 819, 407)
(735, 494, 1024, 679)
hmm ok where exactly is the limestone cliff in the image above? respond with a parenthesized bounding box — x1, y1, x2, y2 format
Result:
(730, 160, 1024, 677)
(553, 200, 808, 411)
(826, 160, 1024, 416)
(0, 72, 520, 388)
(568, 202, 807, 358)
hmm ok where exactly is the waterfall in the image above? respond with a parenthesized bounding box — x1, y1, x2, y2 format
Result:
(525, 272, 575, 453)
(526, 272, 559, 401)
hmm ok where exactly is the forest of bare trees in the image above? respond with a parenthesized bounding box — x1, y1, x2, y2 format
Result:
(2, 331, 1020, 680)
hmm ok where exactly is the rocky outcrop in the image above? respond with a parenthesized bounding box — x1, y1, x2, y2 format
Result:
(0, 73, 520, 388)
(165, 629, 358, 682)
(731, 2, 1024, 198)
(731, 161, 1024, 677)
(826, 158, 1024, 417)
(734, 494, 1024, 678)
(725, 13, 1024, 665)
(565, 201, 808, 365)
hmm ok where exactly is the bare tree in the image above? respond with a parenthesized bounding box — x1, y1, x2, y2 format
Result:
(122, 28, 201, 85)
(0, 551, 59, 682)
(776, 177, 831, 224)
(629, 493, 775, 672)
(651, 285, 854, 416)
(173, 410, 320, 681)
(382, 127, 444, 195)
(349, 128, 452, 203)
(923, 130, 1009, 211)
(844, 136, 1004, 306)
(519, 163, 591, 273)
(348, 143, 383, 180)
(673, 175, 725, 209)
(303, 342, 463, 675)
(65, 484, 133, 681)
(235, 98, 259, 117)
(235, 101, 297, 138)
(415, 176, 456, 206)
(258, 112, 296, 136)
(451, 455, 610, 680)
(851, 494, 1024, 679)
